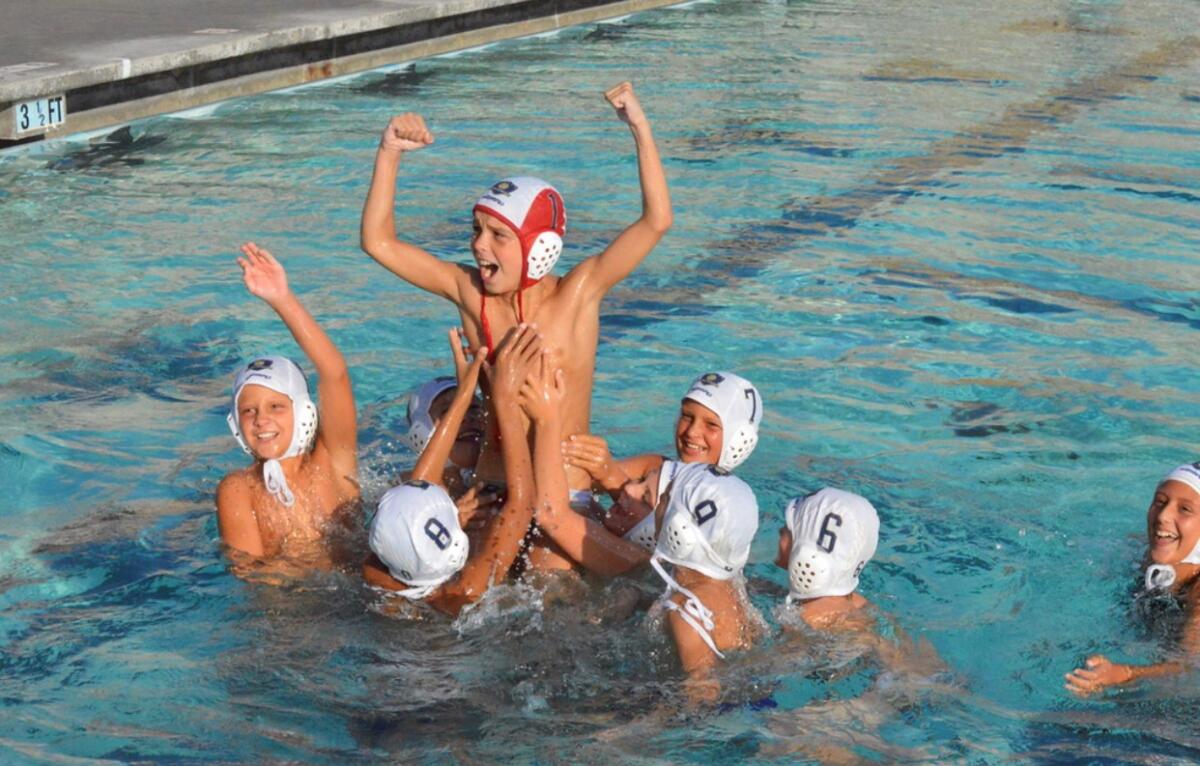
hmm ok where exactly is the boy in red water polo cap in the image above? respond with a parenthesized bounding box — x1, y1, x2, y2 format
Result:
(361, 82, 672, 571)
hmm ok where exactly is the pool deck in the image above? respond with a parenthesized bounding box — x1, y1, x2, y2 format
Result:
(0, 0, 676, 147)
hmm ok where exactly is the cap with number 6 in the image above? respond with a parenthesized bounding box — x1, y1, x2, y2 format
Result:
(369, 480, 468, 600)
(784, 488, 879, 602)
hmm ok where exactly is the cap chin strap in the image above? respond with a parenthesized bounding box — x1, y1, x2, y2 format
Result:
(651, 555, 725, 659)
(393, 583, 440, 601)
(1144, 542, 1200, 592)
(263, 460, 295, 507)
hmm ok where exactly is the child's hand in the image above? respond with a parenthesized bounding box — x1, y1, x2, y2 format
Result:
(456, 483, 501, 532)
(1064, 655, 1134, 696)
(380, 113, 434, 153)
(519, 351, 565, 424)
(483, 325, 542, 404)
(605, 81, 647, 128)
(448, 327, 485, 393)
(238, 242, 290, 305)
(562, 434, 617, 484)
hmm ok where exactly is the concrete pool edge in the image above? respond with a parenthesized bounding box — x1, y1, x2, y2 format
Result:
(0, 0, 681, 149)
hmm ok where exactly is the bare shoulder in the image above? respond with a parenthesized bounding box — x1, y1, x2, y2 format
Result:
(216, 469, 265, 555)
(556, 258, 607, 304)
(217, 469, 255, 508)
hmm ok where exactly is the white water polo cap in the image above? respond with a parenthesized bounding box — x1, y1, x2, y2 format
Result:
(369, 480, 469, 600)
(682, 371, 763, 471)
(654, 462, 759, 580)
(226, 356, 319, 507)
(474, 177, 566, 285)
(1145, 463, 1200, 591)
(623, 459, 681, 552)
(785, 488, 879, 603)
(403, 376, 457, 454)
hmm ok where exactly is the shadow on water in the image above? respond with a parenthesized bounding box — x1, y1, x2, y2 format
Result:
(351, 64, 439, 97)
(46, 126, 168, 172)
(1, 503, 213, 685)
(684, 119, 858, 159)
(8, 318, 244, 407)
(677, 34, 1200, 297)
(582, 22, 635, 44)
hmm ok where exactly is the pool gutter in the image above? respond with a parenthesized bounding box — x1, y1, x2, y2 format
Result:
(0, 0, 679, 148)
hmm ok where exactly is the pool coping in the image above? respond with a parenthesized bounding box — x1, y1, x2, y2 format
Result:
(0, 0, 680, 148)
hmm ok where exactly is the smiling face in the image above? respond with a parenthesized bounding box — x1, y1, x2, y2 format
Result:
(1147, 479, 1200, 565)
(674, 399, 724, 464)
(236, 383, 294, 460)
(472, 211, 524, 295)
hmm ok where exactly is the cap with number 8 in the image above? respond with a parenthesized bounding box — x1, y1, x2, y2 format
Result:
(369, 480, 469, 600)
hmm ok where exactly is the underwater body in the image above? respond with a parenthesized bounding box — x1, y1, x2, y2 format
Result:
(2, 0, 1200, 761)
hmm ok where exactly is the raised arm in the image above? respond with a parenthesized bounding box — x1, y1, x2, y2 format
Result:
(410, 328, 485, 486)
(433, 326, 541, 614)
(573, 82, 673, 301)
(238, 243, 357, 477)
(360, 114, 465, 301)
(525, 356, 650, 577)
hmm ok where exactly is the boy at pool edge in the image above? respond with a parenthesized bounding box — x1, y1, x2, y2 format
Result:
(360, 81, 672, 572)
(216, 243, 360, 568)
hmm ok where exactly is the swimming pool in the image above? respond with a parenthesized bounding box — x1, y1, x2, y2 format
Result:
(2, 0, 1200, 761)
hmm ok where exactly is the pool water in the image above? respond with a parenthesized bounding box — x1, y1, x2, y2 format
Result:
(3, 0, 1200, 761)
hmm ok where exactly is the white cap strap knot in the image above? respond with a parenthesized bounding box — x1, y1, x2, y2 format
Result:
(651, 555, 724, 659)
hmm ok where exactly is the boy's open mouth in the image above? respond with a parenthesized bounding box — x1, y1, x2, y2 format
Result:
(478, 260, 499, 280)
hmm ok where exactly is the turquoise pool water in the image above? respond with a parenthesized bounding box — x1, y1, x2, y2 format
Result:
(3, 0, 1200, 761)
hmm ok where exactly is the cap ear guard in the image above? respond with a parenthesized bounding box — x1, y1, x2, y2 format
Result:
(720, 428, 758, 472)
(227, 411, 253, 456)
(524, 230, 563, 282)
(623, 512, 658, 553)
(402, 377, 458, 455)
(788, 542, 843, 602)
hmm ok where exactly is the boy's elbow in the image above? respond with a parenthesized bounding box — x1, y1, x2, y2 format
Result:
(360, 231, 383, 259)
(647, 210, 673, 236)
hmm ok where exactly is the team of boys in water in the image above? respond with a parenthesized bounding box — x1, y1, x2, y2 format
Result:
(214, 82, 1200, 700)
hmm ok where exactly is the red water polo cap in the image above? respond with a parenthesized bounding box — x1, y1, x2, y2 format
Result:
(473, 177, 566, 287)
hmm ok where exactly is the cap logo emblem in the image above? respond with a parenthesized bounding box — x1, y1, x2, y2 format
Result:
(490, 180, 518, 196)
(248, 359, 273, 371)
(699, 372, 724, 385)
